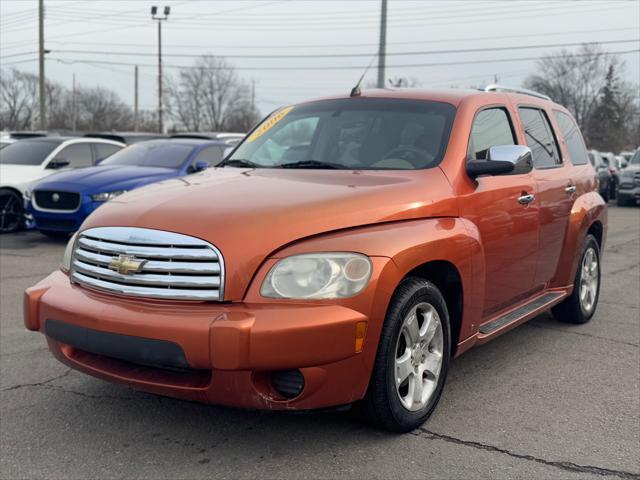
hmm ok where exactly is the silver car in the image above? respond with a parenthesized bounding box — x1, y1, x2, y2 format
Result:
(617, 149, 640, 206)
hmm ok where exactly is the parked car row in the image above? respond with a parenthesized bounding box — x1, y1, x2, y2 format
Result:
(0, 132, 243, 234)
(587, 148, 639, 205)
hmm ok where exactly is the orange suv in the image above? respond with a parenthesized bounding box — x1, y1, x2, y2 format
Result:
(24, 87, 607, 432)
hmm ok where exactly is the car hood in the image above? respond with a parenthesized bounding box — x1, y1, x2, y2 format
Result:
(31, 165, 177, 193)
(82, 167, 456, 300)
(0, 164, 47, 190)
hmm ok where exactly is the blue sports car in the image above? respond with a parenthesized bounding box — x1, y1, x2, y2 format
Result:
(26, 139, 229, 237)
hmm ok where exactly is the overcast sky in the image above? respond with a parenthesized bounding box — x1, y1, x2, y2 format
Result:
(1, 0, 639, 119)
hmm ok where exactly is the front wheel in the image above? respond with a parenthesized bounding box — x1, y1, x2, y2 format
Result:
(552, 234, 601, 324)
(361, 278, 450, 432)
(0, 188, 24, 234)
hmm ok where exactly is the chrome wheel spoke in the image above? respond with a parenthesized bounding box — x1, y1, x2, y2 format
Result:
(424, 351, 443, 378)
(579, 247, 599, 313)
(411, 371, 424, 406)
(395, 351, 413, 386)
(405, 311, 420, 344)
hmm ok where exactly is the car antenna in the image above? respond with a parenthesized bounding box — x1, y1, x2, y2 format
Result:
(350, 53, 378, 97)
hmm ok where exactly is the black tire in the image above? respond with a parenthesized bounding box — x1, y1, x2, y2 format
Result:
(40, 230, 71, 240)
(617, 195, 632, 207)
(360, 277, 451, 432)
(552, 234, 601, 324)
(0, 188, 24, 234)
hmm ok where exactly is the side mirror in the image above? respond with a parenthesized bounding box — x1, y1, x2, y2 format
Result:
(194, 160, 209, 172)
(466, 145, 533, 178)
(47, 158, 70, 169)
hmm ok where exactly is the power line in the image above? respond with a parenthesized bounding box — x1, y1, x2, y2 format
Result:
(45, 48, 640, 71)
(39, 38, 639, 60)
(34, 26, 638, 51)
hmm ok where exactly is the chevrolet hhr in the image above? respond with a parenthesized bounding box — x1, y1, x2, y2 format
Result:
(25, 87, 607, 432)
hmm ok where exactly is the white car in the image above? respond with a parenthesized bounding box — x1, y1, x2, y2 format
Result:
(0, 137, 124, 233)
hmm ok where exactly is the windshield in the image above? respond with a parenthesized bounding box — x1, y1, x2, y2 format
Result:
(630, 150, 640, 165)
(227, 98, 456, 170)
(0, 139, 62, 165)
(100, 142, 194, 169)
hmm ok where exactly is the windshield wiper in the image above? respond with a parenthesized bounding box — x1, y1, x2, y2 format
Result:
(218, 158, 263, 168)
(279, 160, 345, 169)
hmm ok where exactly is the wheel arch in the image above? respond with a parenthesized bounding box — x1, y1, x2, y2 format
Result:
(403, 260, 464, 356)
(550, 191, 608, 287)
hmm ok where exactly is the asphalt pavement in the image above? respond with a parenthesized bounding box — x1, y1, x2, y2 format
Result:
(1, 205, 638, 480)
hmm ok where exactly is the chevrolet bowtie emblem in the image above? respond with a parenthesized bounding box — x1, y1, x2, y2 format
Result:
(108, 254, 146, 275)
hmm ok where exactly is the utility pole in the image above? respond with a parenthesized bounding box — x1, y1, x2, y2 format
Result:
(134, 65, 139, 132)
(71, 73, 76, 132)
(251, 79, 255, 112)
(376, 0, 387, 89)
(38, 0, 46, 130)
(151, 6, 170, 134)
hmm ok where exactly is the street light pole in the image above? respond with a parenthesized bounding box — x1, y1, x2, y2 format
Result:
(38, 0, 46, 130)
(151, 6, 170, 134)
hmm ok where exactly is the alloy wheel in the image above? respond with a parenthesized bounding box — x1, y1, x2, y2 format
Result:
(579, 247, 599, 313)
(394, 302, 444, 412)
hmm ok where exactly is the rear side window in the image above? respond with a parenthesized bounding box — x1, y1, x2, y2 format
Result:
(192, 146, 224, 166)
(553, 111, 588, 165)
(94, 143, 122, 162)
(468, 107, 516, 160)
(518, 107, 561, 168)
(57, 143, 92, 168)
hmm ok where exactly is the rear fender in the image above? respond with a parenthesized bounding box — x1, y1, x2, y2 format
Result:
(550, 191, 607, 288)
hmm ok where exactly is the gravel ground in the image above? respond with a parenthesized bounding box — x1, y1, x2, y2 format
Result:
(1, 205, 638, 480)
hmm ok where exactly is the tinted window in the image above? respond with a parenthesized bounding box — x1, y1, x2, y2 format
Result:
(0, 139, 62, 165)
(56, 143, 92, 168)
(229, 98, 456, 169)
(468, 108, 516, 160)
(553, 111, 588, 165)
(94, 143, 122, 162)
(518, 108, 561, 168)
(192, 146, 223, 166)
(631, 150, 640, 165)
(100, 142, 194, 169)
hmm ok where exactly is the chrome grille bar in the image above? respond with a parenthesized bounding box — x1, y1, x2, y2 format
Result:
(70, 227, 224, 301)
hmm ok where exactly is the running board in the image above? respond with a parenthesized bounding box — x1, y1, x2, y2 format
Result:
(478, 291, 566, 335)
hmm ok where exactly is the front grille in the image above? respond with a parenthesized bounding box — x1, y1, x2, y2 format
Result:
(635, 172, 640, 186)
(34, 190, 80, 211)
(70, 227, 224, 301)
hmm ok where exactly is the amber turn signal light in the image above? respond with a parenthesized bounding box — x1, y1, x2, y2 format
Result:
(355, 321, 367, 353)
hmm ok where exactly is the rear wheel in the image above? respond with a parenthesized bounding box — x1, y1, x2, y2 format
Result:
(552, 234, 600, 324)
(361, 278, 450, 432)
(0, 188, 24, 234)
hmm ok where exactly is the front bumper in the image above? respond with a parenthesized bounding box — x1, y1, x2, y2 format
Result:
(617, 182, 640, 202)
(28, 197, 102, 233)
(24, 271, 376, 410)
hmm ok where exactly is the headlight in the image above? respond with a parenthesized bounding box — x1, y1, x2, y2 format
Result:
(61, 232, 78, 273)
(91, 190, 127, 202)
(261, 253, 372, 299)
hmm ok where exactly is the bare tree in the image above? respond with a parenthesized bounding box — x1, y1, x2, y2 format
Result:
(0, 69, 39, 130)
(524, 43, 639, 149)
(165, 55, 260, 132)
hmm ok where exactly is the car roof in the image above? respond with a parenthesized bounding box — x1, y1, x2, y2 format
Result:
(298, 88, 560, 109)
(136, 138, 227, 147)
(170, 132, 245, 140)
(84, 132, 166, 143)
(20, 136, 123, 145)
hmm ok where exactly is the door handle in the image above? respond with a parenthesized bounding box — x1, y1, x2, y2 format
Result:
(518, 193, 535, 205)
(565, 185, 576, 194)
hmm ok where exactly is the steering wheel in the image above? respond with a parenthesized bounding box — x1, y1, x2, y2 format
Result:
(381, 145, 433, 167)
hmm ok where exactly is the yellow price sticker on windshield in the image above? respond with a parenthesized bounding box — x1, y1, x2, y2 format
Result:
(247, 106, 294, 143)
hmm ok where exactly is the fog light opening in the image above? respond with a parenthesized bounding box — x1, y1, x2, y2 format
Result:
(270, 369, 305, 399)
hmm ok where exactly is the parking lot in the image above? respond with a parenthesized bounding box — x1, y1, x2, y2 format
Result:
(0, 205, 637, 479)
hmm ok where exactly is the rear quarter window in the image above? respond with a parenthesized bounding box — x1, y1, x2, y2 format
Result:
(553, 111, 589, 165)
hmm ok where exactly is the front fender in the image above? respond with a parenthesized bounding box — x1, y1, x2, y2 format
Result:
(551, 192, 607, 288)
(248, 217, 483, 346)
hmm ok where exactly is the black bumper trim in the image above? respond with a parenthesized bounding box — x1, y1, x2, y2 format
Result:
(45, 319, 191, 370)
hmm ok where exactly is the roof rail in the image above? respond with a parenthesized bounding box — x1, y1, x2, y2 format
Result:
(483, 84, 551, 101)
